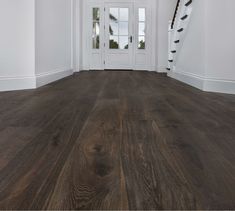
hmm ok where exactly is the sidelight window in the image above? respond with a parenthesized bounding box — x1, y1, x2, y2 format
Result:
(138, 8, 146, 49)
(92, 8, 100, 49)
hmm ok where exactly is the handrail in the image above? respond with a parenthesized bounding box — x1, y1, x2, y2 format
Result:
(171, 0, 181, 29)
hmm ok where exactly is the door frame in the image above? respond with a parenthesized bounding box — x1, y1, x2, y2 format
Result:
(82, 0, 158, 71)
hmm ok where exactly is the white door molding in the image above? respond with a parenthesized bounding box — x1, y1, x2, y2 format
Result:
(81, 0, 157, 71)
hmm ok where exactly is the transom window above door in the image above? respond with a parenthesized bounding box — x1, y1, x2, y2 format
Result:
(109, 8, 129, 49)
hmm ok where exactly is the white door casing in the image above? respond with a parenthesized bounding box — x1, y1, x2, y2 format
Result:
(82, 0, 157, 71)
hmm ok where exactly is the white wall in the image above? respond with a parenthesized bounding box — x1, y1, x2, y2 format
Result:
(204, 0, 235, 93)
(157, 0, 177, 72)
(171, 0, 235, 94)
(173, 0, 206, 89)
(0, 0, 75, 91)
(35, 0, 73, 87)
(205, 0, 235, 81)
(0, 0, 36, 91)
(74, 0, 83, 72)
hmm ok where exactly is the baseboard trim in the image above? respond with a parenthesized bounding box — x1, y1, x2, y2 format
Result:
(204, 78, 235, 95)
(73, 68, 81, 72)
(168, 71, 235, 95)
(0, 76, 36, 92)
(168, 71, 204, 90)
(157, 66, 168, 73)
(36, 69, 73, 88)
(0, 69, 73, 92)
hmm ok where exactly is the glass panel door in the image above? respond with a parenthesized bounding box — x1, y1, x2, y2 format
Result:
(109, 8, 129, 49)
(88, 1, 152, 70)
(104, 3, 134, 69)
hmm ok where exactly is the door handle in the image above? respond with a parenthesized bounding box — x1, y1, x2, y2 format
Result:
(130, 36, 133, 43)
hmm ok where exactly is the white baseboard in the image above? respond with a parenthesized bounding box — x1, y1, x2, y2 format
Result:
(204, 78, 235, 95)
(36, 69, 73, 88)
(0, 69, 73, 92)
(73, 68, 81, 72)
(168, 70, 235, 95)
(0, 76, 36, 92)
(168, 71, 204, 90)
(157, 66, 168, 73)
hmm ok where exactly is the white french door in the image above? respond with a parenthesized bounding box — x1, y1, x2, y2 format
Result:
(104, 3, 133, 69)
(84, 0, 154, 71)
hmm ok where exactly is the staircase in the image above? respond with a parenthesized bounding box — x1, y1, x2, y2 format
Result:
(167, 0, 193, 71)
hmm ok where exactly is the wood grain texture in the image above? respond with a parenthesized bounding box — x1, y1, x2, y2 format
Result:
(0, 71, 235, 210)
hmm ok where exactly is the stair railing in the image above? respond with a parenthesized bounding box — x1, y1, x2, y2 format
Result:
(167, 0, 193, 71)
(171, 0, 181, 30)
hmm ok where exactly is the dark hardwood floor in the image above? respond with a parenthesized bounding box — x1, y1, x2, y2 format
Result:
(0, 71, 235, 210)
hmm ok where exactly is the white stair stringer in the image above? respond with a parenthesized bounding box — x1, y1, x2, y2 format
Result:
(167, 0, 193, 71)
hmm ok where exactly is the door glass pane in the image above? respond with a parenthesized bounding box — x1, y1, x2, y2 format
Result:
(93, 22, 100, 35)
(120, 8, 129, 21)
(110, 8, 119, 21)
(138, 8, 146, 49)
(139, 8, 145, 21)
(110, 36, 119, 49)
(138, 23, 145, 36)
(92, 8, 100, 49)
(109, 22, 118, 35)
(119, 22, 128, 35)
(119, 36, 129, 49)
(93, 35, 100, 49)
(93, 8, 100, 21)
(138, 36, 145, 49)
(109, 8, 129, 49)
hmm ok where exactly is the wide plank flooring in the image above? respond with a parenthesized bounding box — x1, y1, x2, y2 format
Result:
(0, 71, 235, 210)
